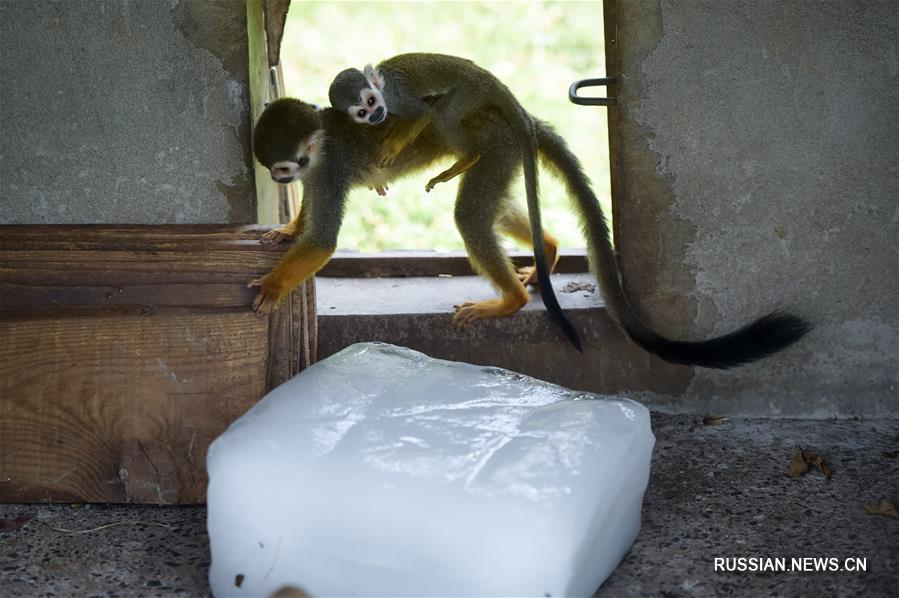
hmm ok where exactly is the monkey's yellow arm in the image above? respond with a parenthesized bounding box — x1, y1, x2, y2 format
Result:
(379, 112, 433, 168)
(248, 239, 333, 314)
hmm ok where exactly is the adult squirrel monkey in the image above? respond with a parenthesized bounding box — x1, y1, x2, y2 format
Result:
(328, 53, 580, 349)
(251, 96, 809, 369)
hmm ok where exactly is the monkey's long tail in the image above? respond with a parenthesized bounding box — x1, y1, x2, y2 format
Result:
(493, 88, 582, 352)
(534, 119, 811, 368)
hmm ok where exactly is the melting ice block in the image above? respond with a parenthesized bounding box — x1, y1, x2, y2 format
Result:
(207, 343, 654, 597)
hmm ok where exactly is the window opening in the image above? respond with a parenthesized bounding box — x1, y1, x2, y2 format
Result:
(279, 1, 610, 253)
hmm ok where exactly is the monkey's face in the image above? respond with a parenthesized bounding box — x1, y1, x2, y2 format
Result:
(347, 85, 387, 125)
(253, 99, 325, 184)
(268, 130, 324, 184)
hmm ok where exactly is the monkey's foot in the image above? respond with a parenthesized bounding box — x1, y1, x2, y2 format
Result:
(247, 275, 287, 316)
(516, 245, 560, 286)
(452, 294, 528, 327)
(425, 154, 480, 193)
(260, 227, 297, 245)
(516, 266, 538, 285)
(368, 185, 389, 197)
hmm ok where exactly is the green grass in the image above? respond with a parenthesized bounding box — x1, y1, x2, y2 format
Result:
(280, 0, 610, 252)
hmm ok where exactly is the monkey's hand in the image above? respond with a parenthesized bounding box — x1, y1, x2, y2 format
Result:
(377, 143, 403, 169)
(248, 244, 334, 316)
(248, 274, 288, 316)
(260, 226, 298, 245)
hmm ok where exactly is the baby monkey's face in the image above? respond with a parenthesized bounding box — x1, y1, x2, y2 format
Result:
(346, 85, 387, 125)
(330, 65, 389, 126)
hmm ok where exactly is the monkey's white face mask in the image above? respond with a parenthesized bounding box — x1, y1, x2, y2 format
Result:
(269, 129, 325, 184)
(346, 65, 388, 125)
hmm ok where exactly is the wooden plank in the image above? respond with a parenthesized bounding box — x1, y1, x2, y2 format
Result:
(0, 225, 590, 278)
(319, 249, 590, 278)
(263, 0, 291, 67)
(0, 225, 291, 309)
(0, 225, 308, 504)
(303, 280, 317, 367)
(0, 224, 274, 248)
(247, 0, 281, 224)
(0, 311, 269, 503)
(266, 296, 294, 393)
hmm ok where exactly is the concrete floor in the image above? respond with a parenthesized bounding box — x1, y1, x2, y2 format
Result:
(1, 414, 896, 597)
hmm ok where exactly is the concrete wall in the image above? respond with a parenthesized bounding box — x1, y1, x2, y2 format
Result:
(0, 0, 256, 224)
(614, 0, 897, 417)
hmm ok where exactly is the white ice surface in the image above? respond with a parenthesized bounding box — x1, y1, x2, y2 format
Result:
(207, 342, 654, 597)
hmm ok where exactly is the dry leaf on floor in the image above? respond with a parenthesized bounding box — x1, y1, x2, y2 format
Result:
(561, 281, 596, 294)
(703, 414, 729, 426)
(809, 453, 833, 477)
(786, 448, 810, 478)
(786, 447, 832, 478)
(863, 499, 899, 519)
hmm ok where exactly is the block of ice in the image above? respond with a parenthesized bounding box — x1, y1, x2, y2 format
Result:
(207, 343, 654, 597)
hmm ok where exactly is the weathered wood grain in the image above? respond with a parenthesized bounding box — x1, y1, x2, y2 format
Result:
(0, 311, 268, 503)
(0, 225, 313, 504)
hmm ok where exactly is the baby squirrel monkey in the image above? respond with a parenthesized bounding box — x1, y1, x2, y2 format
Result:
(329, 53, 503, 190)
(251, 96, 810, 368)
(328, 52, 578, 347)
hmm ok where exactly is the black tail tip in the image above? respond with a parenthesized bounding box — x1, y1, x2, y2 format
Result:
(553, 311, 583, 352)
(566, 326, 584, 353)
(756, 311, 813, 346)
(542, 298, 582, 352)
(534, 268, 583, 352)
(703, 310, 812, 368)
(636, 310, 812, 369)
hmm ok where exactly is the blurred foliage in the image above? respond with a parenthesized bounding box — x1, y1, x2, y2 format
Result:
(280, 0, 610, 251)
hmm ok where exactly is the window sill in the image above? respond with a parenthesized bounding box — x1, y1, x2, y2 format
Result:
(318, 248, 590, 278)
(316, 271, 603, 316)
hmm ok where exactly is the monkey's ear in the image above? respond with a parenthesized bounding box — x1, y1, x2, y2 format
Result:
(363, 64, 385, 90)
(304, 128, 326, 153)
